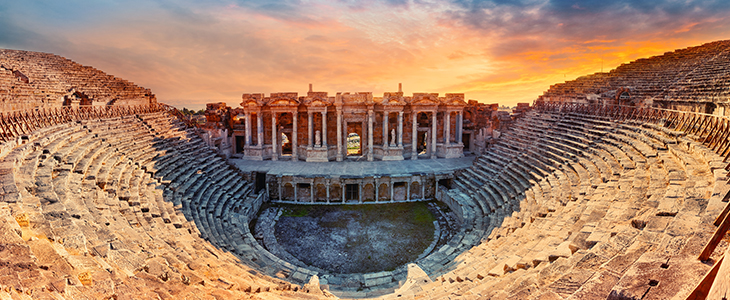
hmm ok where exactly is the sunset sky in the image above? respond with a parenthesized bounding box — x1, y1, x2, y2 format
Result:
(2, 0, 729, 110)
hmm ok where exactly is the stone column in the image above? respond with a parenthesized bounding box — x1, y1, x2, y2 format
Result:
(257, 113, 263, 146)
(308, 112, 313, 147)
(383, 112, 389, 148)
(272, 113, 278, 161)
(342, 184, 345, 203)
(292, 112, 298, 161)
(375, 180, 379, 202)
(444, 111, 451, 145)
(245, 112, 251, 146)
(411, 112, 417, 160)
(336, 109, 343, 161)
(326, 182, 330, 203)
(310, 182, 314, 203)
(421, 180, 425, 200)
(431, 112, 437, 159)
(278, 178, 282, 201)
(434, 178, 438, 196)
(359, 183, 363, 203)
(457, 111, 463, 144)
(390, 180, 394, 202)
(407, 181, 410, 201)
(367, 110, 374, 161)
(293, 182, 297, 202)
(398, 111, 403, 147)
(321, 111, 327, 148)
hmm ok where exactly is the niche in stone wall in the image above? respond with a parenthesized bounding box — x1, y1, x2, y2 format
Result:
(363, 183, 375, 202)
(315, 184, 327, 202)
(410, 181, 421, 199)
(393, 182, 406, 201)
(282, 183, 294, 201)
(378, 183, 389, 201)
(330, 184, 342, 203)
(297, 183, 311, 202)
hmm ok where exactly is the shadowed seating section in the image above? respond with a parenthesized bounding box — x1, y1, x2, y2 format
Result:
(1, 107, 339, 299)
(405, 103, 729, 299)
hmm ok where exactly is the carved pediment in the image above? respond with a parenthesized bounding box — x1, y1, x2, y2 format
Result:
(410, 98, 439, 106)
(268, 98, 300, 106)
(443, 93, 467, 106)
(241, 99, 263, 107)
(303, 96, 333, 107)
(410, 93, 440, 106)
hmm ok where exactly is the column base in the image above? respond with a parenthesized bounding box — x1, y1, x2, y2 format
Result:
(382, 146, 405, 161)
(305, 146, 329, 162)
(243, 145, 265, 161)
(436, 143, 464, 158)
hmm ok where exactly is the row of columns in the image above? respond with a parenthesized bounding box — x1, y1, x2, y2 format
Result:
(306, 111, 328, 148)
(276, 180, 425, 202)
(443, 111, 464, 144)
(245, 109, 462, 161)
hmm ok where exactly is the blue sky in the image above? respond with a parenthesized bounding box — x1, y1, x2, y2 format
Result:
(2, 0, 729, 109)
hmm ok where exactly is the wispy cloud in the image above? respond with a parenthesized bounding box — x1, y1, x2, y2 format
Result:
(1, 0, 729, 109)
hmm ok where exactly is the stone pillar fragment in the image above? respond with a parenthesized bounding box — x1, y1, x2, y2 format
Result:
(398, 111, 403, 147)
(336, 109, 343, 161)
(292, 112, 298, 161)
(411, 112, 417, 160)
(383, 112, 389, 148)
(272, 113, 278, 161)
(457, 111, 463, 143)
(245, 112, 251, 146)
(368, 110, 374, 161)
(431, 112, 437, 159)
(321, 111, 328, 148)
(257, 113, 263, 146)
(308, 112, 313, 147)
(444, 112, 451, 145)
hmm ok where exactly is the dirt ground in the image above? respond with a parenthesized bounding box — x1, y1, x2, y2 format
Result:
(273, 202, 437, 274)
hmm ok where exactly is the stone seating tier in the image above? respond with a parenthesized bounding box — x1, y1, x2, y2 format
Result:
(0, 112, 331, 299)
(425, 109, 724, 299)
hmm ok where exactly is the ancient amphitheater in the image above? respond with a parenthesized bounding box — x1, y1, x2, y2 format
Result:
(1, 40, 729, 300)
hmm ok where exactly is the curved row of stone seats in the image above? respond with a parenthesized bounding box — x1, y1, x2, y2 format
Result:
(401, 110, 723, 299)
(539, 41, 730, 103)
(0, 113, 331, 299)
(1, 49, 154, 110)
(134, 115, 353, 294)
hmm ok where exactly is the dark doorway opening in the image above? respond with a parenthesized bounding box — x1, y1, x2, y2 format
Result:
(345, 184, 359, 201)
(255, 172, 267, 193)
(438, 179, 451, 190)
(235, 136, 245, 154)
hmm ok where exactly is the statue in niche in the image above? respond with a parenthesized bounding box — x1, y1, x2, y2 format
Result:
(390, 128, 396, 146)
(315, 130, 321, 147)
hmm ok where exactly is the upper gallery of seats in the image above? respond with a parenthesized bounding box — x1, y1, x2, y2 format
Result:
(0, 49, 156, 112)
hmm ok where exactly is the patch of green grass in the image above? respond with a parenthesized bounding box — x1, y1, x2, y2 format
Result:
(413, 204, 436, 224)
(280, 206, 309, 217)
